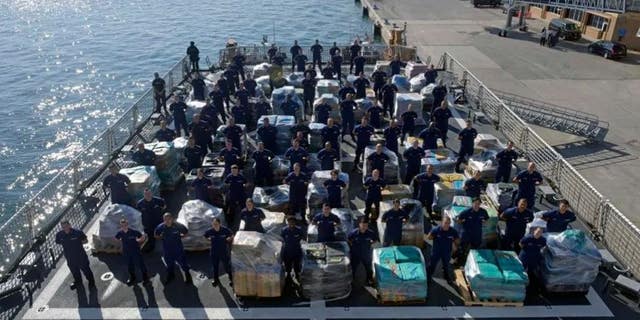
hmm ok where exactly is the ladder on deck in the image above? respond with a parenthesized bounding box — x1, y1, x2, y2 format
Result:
(492, 89, 609, 142)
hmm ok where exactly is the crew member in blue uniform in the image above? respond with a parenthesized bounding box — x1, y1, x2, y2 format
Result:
(222, 118, 243, 152)
(349, 40, 362, 74)
(115, 218, 150, 286)
(353, 53, 367, 77)
(224, 165, 248, 230)
(231, 103, 248, 125)
(152, 72, 168, 114)
(285, 139, 309, 172)
(321, 118, 341, 153)
(315, 101, 331, 125)
(400, 105, 418, 141)
(290, 119, 311, 143)
(302, 73, 317, 118)
(234, 84, 250, 107)
(456, 198, 489, 264)
(243, 75, 257, 97)
(431, 80, 447, 112)
(155, 121, 176, 142)
(232, 51, 246, 81)
(329, 42, 340, 57)
(201, 98, 220, 129)
(284, 163, 310, 222)
(403, 140, 424, 184)
(184, 137, 205, 173)
(209, 84, 228, 123)
(366, 144, 389, 179)
(312, 203, 341, 242)
(191, 168, 212, 203)
(323, 169, 346, 209)
(464, 170, 485, 198)
(413, 164, 441, 222)
(290, 40, 302, 72)
(418, 122, 441, 150)
(267, 44, 278, 63)
(240, 198, 266, 233)
(317, 142, 339, 171)
(136, 188, 166, 252)
(371, 68, 387, 99)
(281, 95, 298, 119)
(169, 95, 189, 137)
(321, 65, 334, 79)
(155, 213, 192, 284)
(204, 218, 234, 287)
(380, 82, 398, 117)
(430, 101, 452, 147)
(257, 117, 278, 153)
(218, 139, 241, 177)
(495, 141, 518, 183)
(255, 96, 272, 120)
(55, 220, 95, 289)
(513, 162, 543, 209)
(281, 217, 304, 282)
(190, 114, 213, 153)
(132, 142, 156, 166)
(103, 165, 131, 205)
(224, 67, 239, 94)
(348, 217, 379, 286)
(455, 120, 478, 173)
(310, 39, 323, 69)
(303, 64, 317, 82)
(186, 41, 199, 71)
(364, 169, 387, 219)
(252, 142, 275, 186)
(295, 53, 308, 72)
(500, 199, 534, 252)
(353, 72, 370, 99)
(424, 65, 438, 85)
(541, 199, 576, 233)
(389, 55, 406, 76)
(383, 119, 402, 155)
(191, 72, 206, 101)
(367, 102, 384, 129)
(331, 51, 344, 81)
(338, 82, 355, 101)
(426, 216, 459, 282)
(519, 227, 547, 276)
(353, 117, 374, 170)
(381, 199, 409, 246)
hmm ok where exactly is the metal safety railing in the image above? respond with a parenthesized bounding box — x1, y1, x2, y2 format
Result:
(0, 56, 190, 279)
(437, 52, 640, 277)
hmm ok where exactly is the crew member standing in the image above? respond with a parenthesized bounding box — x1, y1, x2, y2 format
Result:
(103, 165, 131, 205)
(380, 82, 398, 117)
(281, 217, 304, 283)
(348, 217, 379, 286)
(224, 165, 247, 230)
(218, 140, 241, 177)
(136, 189, 167, 252)
(318, 142, 340, 170)
(310, 39, 323, 69)
(389, 55, 406, 76)
(155, 121, 176, 142)
(55, 220, 96, 289)
(495, 141, 518, 183)
(349, 40, 362, 74)
(331, 50, 344, 81)
(456, 198, 489, 264)
(186, 41, 199, 72)
(418, 122, 441, 150)
(240, 198, 266, 233)
(464, 170, 485, 199)
(204, 218, 234, 287)
(184, 137, 206, 173)
(338, 81, 355, 101)
(222, 118, 244, 152)
(541, 200, 576, 233)
(321, 118, 342, 153)
(252, 142, 275, 187)
(285, 139, 309, 172)
(383, 119, 402, 155)
(353, 117, 374, 171)
(290, 40, 302, 72)
(191, 168, 212, 203)
(311, 203, 341, 242)
(191, 73, 206, 101)
(400, 105, 418, 141)
(132, 143, 156, 166)
(353, 72, 370, 99)
(353, 54, 367, 77)
(284, 163, 310, 222)
(366, 143, 389, 179)
(257, 117, 278, 154)
(519, 227, 547, 284)
(152, 72, 167, 114)
(329, 42, 340, 57)
(115, 219, 150, 286)
(155, 213, 192, 284)
(323, 169, 346, 209)
(371, 68, 387, 99)
(500, 199, 534, 252)
(367, 102, 384, 129)
(340, 94, 357, 141)
(430, 101, 452, 147)
(413, 164, 441, 223)
(403, 140, 424, 185)
(190, 114, 213, 153)
(513, 162, 543, 209)
(431, 80, 447, 113)
(314, 101, 332, 129)
(363, 169, 386, 219)
(381, 199, 409, 246)
(170, 95, 189, 137)
(455, 120, 478, 173)
(302, 73, 317, 118)
(426, 216, 459, 282)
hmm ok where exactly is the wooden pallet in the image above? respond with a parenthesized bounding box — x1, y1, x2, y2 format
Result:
(377, 296, 427, 305)
(454, 269, 524, 307)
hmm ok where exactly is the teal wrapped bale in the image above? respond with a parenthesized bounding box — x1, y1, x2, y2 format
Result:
(373, 246, 427, 303)
(464, 250, 528, 302)
(481, 205, 499, 245)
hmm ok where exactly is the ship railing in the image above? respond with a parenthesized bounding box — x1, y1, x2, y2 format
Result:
(438, 52, 640, 277)
(0, 56, 191, 280)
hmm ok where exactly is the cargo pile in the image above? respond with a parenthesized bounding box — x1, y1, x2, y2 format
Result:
(308, 123, 326, 152)
(92, 204, 145, 253)
(301, 242, 351, 300)
(232, 231, 284, 298)
(362, 146, 400, 184)
(381, 184, 412, 201)
(394, 93, 425, 125)
(464, 249, 528, 302)
(256, 115, 295, 154)
(145, 141, 183, 189)
(378, 199, 425, 247)
(486, 183, 517, 211)
(313, 94, 340, 123)
(176, 200, 226, 251)
(315, 79, 340, 98)
(252, 185, 290, 213)
(271, 86, 303, 120)
(119, 166, 161, 202)
(433, 173, 465, 210)
(307, 170, 350, 210)
(373, 246, 427, 303)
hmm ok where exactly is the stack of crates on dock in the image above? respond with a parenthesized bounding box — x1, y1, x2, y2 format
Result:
(464, 250, 528, 302)
(362, 146, 400, 184)
(541, 230, 602, 293)
(301, 242, 351, 300)
(373, 246, 427, 304)
(120, 166, 161, 202)
(307, 170, 350, 211)
(177, 200, 225, 251)
(232, 231, 284, 298)
(378, 199, 425, 248)
(145, 141, 183, 190)
(92, 204, 144, 253)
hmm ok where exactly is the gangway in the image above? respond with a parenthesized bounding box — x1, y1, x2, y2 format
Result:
(492, 89, 609, 142)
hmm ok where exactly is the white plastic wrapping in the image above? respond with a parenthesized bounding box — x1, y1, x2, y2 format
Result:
(404, 62, 429, 78)
(252, 63, 272, 78)
(271, 86, 303, 120)
(394, 93, 425, 126)
(313, 94, 340, 123)
(120, 166, 161, 202)
(307, 209, 355, 243)
(93, 204, 145, 252)
(362, 146, 400, 184)
(176, 200, 226, 251)
(301, 241, 351, 300)
(315, 79, 340, 97)
(144, 141, 183, 189)
(391, 75, 410, 92)
(252, 185, 290, 213)
(486, 183, 518, 211)
(409, 73, 426, 92)
(285, 72, 305, 88)
(232, 231, 284, 297)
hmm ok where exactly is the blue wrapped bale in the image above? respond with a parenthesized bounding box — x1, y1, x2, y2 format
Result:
(373, 246, 427, 304)
(464, 249, 528, 302)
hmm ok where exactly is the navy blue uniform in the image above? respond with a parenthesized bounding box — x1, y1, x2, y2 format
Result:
(431, 108, 452, 145)
(542, 209, 576, 233)
(155, 222, 190, 274)
(353, 56, 366, 76)
(190, 121, 213, 152)
(192, 78, 206, 101)
(383, 126, 402, 155)
(367, 152, 389, 179)
(255, 101, 271, 120)
(55, 229, 95, 285)
(252, 149, 275, 186)
(290, 44, 302, 70)
(103, 173, 131, 205)
(191, 177, 212, 202)
(285, 147, 309, 171)
(502, 207, 534, 251)
(320, 125, 341, 151)
(235, 88, 250, 107)
(331, 55, 343, 80)
(285, 172, 309, 218)
(353, 77, 370, 99)
(464, 178, 485, 198)
(315, 103, 331, 125)
(132, 149, 156, 166)
(312, 213, 341, 242)
(224, 174, 247, 227)
(424, 69, 438, 85)
(243, 79, 257, 96)
(187, 44, 200, 71)
(371, 70, 387, 97)
(218, 147, 241, 176)
(364, 177, 386, 218)
(281, 226, 304, 275)
(431, 85, 447, 112)
(455, 127, 478, 172)
(403, 146, 424, 184)
(348, 228, 379, 281)
(317, 148, 339, 170)
(204, 226, 233, 281)
(367, 105, 384, 128)
(519, 235, 546, 272)
(349, 44, 361, 73)
(209, 89, 227, 122)
(321, 66, 334, 79)
(115, 229, 148, 277)
(340, 100, 357, 138)
(240, 208, 265, 233)
(495, 149, 518, 183)
(389, 60, 406, 76)
(338, 86, 355, 101)
(156, 128, 176, 142)
(324, 178, 346, 208)
(353, 124, 374, 166)
(295, 54, 308, 72)
(223, 68, 238, 93)
(401, 111, 418, 141)
(184, 145, 205, 172)
(257, 125, 278, 154)
(427, 226, 459, 279)
(282, 100, 298, 118)
(381, 208, 409, 246)
(170, 101, 189, 136)
(311, 43, 323, 68)
(380, 83, 398, 116)
(302, 78, 317, 113)
(201, 104, 219, 128)
(231, 105, 248, 125)
(515, 170, 543, 209)
(222, 125, 243, 152)
(413, 173, 441, 214)
(418, 127, 441, 150)
(136, 196, 165, 251)
(458, 208, 489, 249)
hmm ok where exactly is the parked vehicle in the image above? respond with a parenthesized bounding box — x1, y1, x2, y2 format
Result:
(473, 0, 502, 8)
(548, 19, 582, 41)
(588, 40, 627, 59)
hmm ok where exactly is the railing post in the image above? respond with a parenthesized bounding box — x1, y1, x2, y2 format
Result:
(106, 128, 115, 156)
(131, 105, 139, 135)
(519, 127, 530, 152)
(167, 71, 174, 91)
(25, 203, 36, 246)
(476, 85, 484, 111)
(71, 159, 81, 193)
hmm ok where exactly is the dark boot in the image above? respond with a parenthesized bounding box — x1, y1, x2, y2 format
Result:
(164, 272, 175, 285)
(211, 278, 220, 287)
(126, 273, 137, 286)
(142, 273, 151, 286)
(184, 272, 193, 284)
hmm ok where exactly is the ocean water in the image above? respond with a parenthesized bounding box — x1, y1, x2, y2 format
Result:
(0, 0, 372, 220)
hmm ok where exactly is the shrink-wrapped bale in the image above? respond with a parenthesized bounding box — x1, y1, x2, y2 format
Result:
(445, 205, 469, 234)
(381, 184, 412, 201)
(308, 123, 326, 153)
(232, 231, 284, 297)
(541, 230, 602, 293)
(374, 60, 391, 75)
(307, 170, 349, 210)
(213, 124, 247, 152)
(257, 115, 295, 154)
(373, 246, 427, 303)
(185, 165, 226, 207)
(394, 93, 426, 126)
(177, 200, 225, 251)
(378, 199, 425, 248)
(409, 73, 426, 92)
(256, 75, 272, 96)
(285, 72, 304, 88)
(172, 136, 189, 163)
(120, 166, 161, 202)
(481, 204, 499, 245)
(486, 183, 517, 211)
(144, 141, 183, 189)
(313, 94, 340, 123)
(354, 98, 375, 120)
(391, 75, 410, 92)
(315, 79, 340, 97)
(404, 62, 429, 78)
(433, 173, 465, 211)
(526, 215, 547, 234)
(453, 196, 473, 207)
(252, 63, 272, 78)
(420, 155, 456, 173)
(238, 209, 285, 238)
(252, 185, 290, 213)
(301, 242, 352, 299)
(268, 156, 291, 182)
(271, 86, 303, 120)
(307, 209, 354, 243)
(474, 134, 506, 151)
(362, 146, 400, 184)
(93, 204, 145, 252)
(420, 83, 437, 106)
(464, 250, 528, 302)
